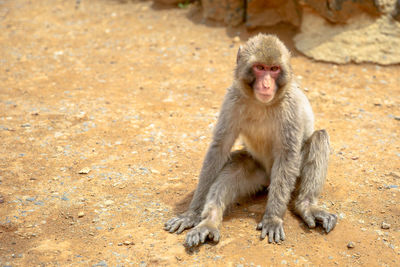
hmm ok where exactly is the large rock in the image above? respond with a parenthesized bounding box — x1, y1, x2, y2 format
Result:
(303, 0, 381, 23)
(246, 0, 302, 28)
(294, 8, 400, 64)
(201, 0, 245, 26)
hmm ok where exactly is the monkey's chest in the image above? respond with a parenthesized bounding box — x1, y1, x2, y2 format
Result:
(239, 119, 278, 171)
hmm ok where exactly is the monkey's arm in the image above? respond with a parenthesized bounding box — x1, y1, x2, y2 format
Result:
(165, 91, 240, 234)
(257, 120, 302, 243)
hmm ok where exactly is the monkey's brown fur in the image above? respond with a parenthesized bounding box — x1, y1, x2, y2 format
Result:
(165, 34, 337, 247)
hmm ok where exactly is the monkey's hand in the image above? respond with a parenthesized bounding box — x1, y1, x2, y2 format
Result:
(164, 211, 201, 234)
(257, 216, 285, 243)
(185, 222, 220, 248)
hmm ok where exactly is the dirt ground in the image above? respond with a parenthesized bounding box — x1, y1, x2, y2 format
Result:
(0, 0, 399, 266)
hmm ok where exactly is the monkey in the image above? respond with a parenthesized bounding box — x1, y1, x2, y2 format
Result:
(164, 34, 337, 247)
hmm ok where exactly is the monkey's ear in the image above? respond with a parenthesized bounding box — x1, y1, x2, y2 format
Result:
(236, 46, 243, 64)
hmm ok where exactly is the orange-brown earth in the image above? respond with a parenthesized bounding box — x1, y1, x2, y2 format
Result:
(0, 0, 399, 266)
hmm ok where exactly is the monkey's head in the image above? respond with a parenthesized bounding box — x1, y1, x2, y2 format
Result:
(235, 34, 292, 105)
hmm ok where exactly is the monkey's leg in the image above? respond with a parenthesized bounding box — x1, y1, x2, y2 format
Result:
(185, 150, 267, 247)
(294, 129, 337, 233)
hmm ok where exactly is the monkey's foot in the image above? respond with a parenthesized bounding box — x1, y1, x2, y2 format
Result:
(185, 223, 220, 247)
(302, 209, 337, 233)
(257, 216, 285, 243)
(164, 211, 201, 234)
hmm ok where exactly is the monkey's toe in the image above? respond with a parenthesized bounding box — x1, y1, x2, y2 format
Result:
(302, 215, 316, 229)
(314, 211, 337, 233)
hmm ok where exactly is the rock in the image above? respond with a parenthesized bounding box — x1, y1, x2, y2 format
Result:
(381, 222, 390, 229)
(201, 0, 245, 26)
(303, 0, 381, 23)
(246, 0, 302, 28)
(78, 212, 85, 218)
(294, 8, 400, 65)
(347, 241, 355, 248)
(79, 167, 91, 174)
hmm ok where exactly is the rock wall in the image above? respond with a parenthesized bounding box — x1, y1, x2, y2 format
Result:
(154, 0, 400, 64)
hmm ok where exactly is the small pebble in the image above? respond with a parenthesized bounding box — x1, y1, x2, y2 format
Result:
(78, 167, 91, 174)
(123, 240, 133, 245)
(233, 36, 240, 43)
(78, 212, 85, 218)
(381, 222, 390, 229)
(105, 200, 114, 206)
(347, 241, 355, 248)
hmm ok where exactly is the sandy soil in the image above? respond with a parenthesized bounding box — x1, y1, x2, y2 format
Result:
(0, 0, 399, 266)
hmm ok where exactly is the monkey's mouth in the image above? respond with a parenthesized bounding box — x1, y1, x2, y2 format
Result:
(255, 92, 274, 102)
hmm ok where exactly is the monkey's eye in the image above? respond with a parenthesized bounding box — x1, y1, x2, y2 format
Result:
(270, 66, 280, 72)
(255, 65, 265, 71)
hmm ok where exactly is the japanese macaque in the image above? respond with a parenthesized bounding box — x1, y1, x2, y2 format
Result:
(164, 34, 337, 247)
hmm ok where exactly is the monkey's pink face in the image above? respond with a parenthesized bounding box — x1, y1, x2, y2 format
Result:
(252, 64, 280, 103)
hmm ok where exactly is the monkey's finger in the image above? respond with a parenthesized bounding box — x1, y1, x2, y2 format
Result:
(192, 234, 200, 246)
(303, 216, 316, 229)
(256, 222, 263, 230)
(176, 222, 190, 234)
(200, 231, 208, 243)
(260, 227, 267, 239)
(168, 217, 182, 227)
(168, 221, 182, 233)
(212, 231, 220, 242)
(208, 231, 214, 240)
(185, 234, 193, 247)
(164, 222, 172, 230)
(268, 229, 274, 243)
(320, 216, 330, 232)
(280, 227, 286, 241)
(325, 214, 337, 233)
(274, 229, 281, 243)
(186, 234, 196, 247)
(166, 217, 178, 226)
